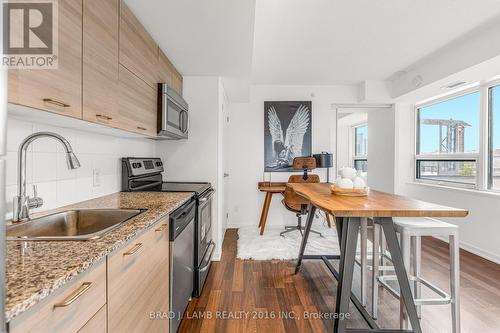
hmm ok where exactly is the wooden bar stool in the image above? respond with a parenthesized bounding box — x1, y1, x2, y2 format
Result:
(372, 217, 461, 333)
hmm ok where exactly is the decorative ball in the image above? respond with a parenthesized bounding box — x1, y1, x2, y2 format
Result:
(337, 178, 354, 189)
(339, 167, 357, 180)
(353, 177, 366, 189)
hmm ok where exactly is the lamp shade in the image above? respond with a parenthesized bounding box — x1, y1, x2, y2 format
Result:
(313, 152, 333, 168)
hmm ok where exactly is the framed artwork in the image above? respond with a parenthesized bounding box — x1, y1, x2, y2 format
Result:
(264, 101, 312, 172)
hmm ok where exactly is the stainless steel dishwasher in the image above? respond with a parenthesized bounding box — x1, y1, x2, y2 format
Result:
(169, 199, 196, 333)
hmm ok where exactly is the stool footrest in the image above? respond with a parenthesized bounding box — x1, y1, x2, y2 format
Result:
(378, 275, 452, 306)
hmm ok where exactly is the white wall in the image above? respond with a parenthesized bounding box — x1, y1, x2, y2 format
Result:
(226, 84, 358, 228)
(4, 116, 156, 219)
(394, 103, 500, 263)
(156, 76, 226, 259)
(367, 107, 396, 193)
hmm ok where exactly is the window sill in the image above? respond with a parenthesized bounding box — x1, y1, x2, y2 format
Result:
(406, 181, 500, 199)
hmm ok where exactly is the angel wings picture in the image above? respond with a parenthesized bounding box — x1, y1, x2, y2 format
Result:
(264, 101, 312, 171)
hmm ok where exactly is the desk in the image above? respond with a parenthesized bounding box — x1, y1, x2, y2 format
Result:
(257, 182, 286, 235)
(289, 183, 468, 333)
(258, 181, 333, 235)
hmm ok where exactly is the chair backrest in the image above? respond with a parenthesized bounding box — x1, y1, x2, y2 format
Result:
(283, 157, 320, 212)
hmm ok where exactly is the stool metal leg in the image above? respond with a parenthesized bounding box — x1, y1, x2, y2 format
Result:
(450, 233, 461, 333)
(412, 236, 422, 318)
(379, 218, 422, 333)
(360, 217, 368, 307)
(371, 223, 380, 319)
(400, 232, 411, 330)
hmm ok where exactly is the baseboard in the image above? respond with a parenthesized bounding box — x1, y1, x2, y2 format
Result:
(433, 236, 500, 265)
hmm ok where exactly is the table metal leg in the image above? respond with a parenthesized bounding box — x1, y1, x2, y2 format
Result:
(450, 234, 461, 333)
(334, 217, 360, 333)
(294, 204, 316, 274)
(259, 192, 273, 235)
(379, 218, 422, 333)
(360, 217, 368, 307)
(372, 223, 380, 319)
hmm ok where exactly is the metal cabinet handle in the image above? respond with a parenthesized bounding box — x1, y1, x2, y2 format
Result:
(123, 243, 143, 256)
(96, 114, 112, 121)
(43, 98, 70, 108)
(155, 224, 168, 232)
(53, 282, 92, 308)
(137, 126, 147, 131)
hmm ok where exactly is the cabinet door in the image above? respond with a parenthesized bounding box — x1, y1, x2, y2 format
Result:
(158, 49, 174, 88)
(118, 65, 157, 136)
(78, 306, 106, 333)
(119, 0, 158, 89)
(171, 69, 183, 96)
(82, 0, 119, 126)
(8, 0, 82, 119)
(107, 217, 170, 333)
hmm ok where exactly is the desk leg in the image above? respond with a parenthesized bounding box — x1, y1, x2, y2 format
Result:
(334, 217, 359, 333)
(294, 204, 316, 274)
(325, 211, 332, 228)
(378, 217, 422, 333)
(259, 192, 273, 235)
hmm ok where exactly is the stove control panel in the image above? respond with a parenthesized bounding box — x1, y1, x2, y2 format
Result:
(122, 157, 164, 177)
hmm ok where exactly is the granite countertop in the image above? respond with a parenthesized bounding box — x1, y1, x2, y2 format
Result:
(5, 191, 193, 323)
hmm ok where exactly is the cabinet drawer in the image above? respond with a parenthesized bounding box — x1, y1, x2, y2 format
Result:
(9, 261, 106, 333)
(108, 216, 170, 333)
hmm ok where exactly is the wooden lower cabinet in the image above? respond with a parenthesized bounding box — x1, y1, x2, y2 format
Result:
(78, 305, 106, 333)
(9, 260, 106, 333)
(107, 217, 170, 333)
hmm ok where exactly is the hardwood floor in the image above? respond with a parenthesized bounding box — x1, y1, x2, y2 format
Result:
(179, 229, 500, 333)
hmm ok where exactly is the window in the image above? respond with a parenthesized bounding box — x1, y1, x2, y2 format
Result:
(354, 125, 368, 172)
(489, 85, 500, 190)
(416, 91, 480, 187)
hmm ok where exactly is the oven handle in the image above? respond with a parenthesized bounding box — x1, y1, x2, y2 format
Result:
(199, 241, 215, 272)
(129, 180, 163, 191)
(199, 188, 215, 203)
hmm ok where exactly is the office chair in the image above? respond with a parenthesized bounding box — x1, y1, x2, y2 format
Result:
(280, 157, 323, 237)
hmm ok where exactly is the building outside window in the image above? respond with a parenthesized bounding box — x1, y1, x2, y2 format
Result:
(354, 124, 368, 172)
(416, 91, 480, 187)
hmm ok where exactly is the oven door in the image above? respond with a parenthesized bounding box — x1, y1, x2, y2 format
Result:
(197, 189, 214, 263)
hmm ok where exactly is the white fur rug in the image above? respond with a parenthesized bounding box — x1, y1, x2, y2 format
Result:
(237, 224, 340, 260)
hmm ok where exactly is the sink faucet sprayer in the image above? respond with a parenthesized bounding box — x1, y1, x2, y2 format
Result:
(13, 132, 80, 222)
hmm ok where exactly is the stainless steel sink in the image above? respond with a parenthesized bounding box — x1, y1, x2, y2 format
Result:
(7, 209, 145, 241)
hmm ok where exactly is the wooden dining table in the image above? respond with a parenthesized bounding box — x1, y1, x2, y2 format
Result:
(289, 183, 468, 333)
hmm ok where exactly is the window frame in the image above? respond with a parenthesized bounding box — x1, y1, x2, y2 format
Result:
(352, 123, 368, 171)
(414, 78, 500, 192)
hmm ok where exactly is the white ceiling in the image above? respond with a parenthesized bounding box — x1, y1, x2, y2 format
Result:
(125, 0, 500, 100)
(125, 0, 256, 77)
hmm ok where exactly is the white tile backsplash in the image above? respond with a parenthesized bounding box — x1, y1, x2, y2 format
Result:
(5, 116, 157, 219)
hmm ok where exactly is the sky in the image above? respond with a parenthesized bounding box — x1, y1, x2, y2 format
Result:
(419, 92, 480, 154)
(492, 86, 500, 150)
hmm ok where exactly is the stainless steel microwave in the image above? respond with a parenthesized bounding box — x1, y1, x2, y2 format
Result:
(158, 83, 189, 139)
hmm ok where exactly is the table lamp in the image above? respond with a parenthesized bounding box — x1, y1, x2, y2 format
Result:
(313, 152, 334, 183)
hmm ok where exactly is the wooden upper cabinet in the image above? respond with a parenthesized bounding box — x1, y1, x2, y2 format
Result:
(118, 65, 157, 136)
(8, 0, 82, 119)
(119, 1, 158, 89)
(158, 49, 183, 96)
(82, 0, 119, 126)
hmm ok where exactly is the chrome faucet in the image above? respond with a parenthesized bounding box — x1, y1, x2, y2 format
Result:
(13, 131, 81, 222)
